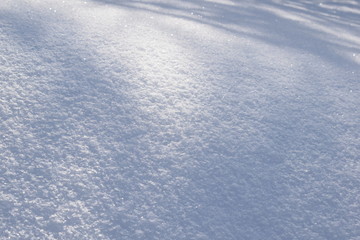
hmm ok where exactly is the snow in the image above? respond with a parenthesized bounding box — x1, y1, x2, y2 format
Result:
(0, 0, 359, 239)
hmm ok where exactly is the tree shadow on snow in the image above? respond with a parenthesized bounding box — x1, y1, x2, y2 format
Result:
(1, 1, 359, 239)
(89, 0, 360, 68)
(0, 7, 153, 239)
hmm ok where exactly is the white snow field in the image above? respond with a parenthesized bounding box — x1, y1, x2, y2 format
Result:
(1, 0, 359, 239)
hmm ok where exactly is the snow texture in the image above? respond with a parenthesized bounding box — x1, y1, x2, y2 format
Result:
(0, 0, 359, 239)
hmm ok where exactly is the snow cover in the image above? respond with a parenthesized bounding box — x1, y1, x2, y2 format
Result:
(0, 0, 359, 239)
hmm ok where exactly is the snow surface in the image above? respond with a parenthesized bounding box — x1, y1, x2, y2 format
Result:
(0, 0, 359, 239)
